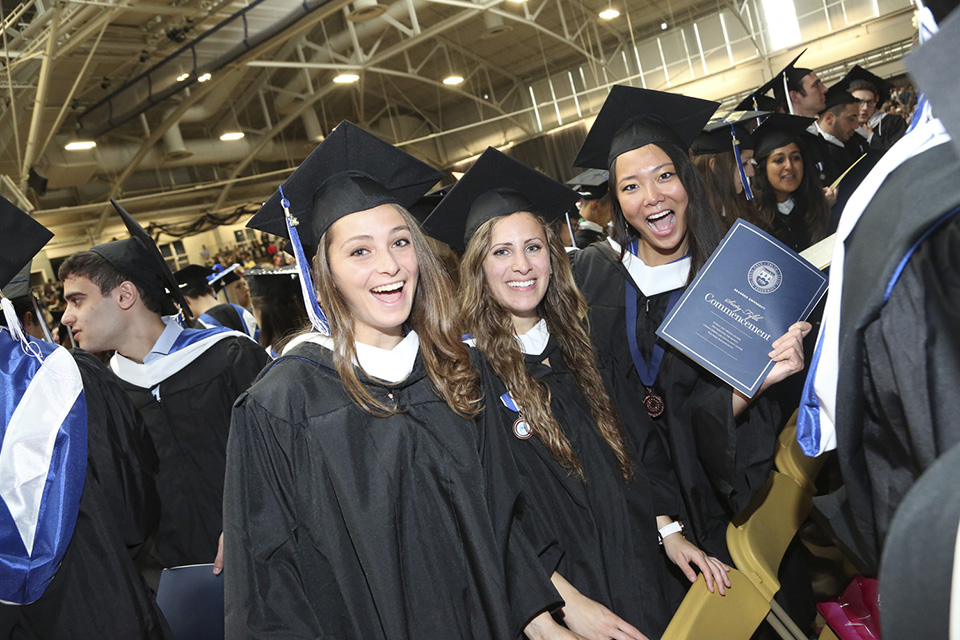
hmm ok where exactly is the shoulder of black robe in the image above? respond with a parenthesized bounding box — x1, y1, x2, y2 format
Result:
(224, 340, 560, 640)
(570, 243, 780, 561)
(201, 303, 247, 333)
(870, 113, 908, 152)
(830, 151, 884, 231)
(0, 349, 171, 640)
(116, 334, 268, 567)
(879, 439, 960, 640)
(831, 139, 960, 574)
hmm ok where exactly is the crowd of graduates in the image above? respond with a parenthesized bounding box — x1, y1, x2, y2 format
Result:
(1, 0, 959, 637)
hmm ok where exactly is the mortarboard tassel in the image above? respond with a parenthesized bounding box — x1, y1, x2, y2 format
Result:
(1, 294, 44, 362)
(279, 185, 330, 335)
(565, 211, 578, 249)
(727, 122, 755, 201)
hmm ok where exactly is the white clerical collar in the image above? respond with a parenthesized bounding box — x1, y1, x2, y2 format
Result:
(515, 318, 550, 356)
(284, 330, 420, 383)
(607, 237, 690, 296)
(816, 122, 846, 148)
(777, 197, 796, 215)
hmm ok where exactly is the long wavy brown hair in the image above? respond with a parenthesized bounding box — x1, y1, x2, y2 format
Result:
(313, 205, 480, 418)
(458, 212, 633, 481)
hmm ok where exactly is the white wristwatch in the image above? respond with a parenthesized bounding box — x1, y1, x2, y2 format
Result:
(658, 520, 685, 545)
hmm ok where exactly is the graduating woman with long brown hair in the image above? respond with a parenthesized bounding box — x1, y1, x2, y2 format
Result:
(427, 148, 730, 640)
(224, 123, 574, 640)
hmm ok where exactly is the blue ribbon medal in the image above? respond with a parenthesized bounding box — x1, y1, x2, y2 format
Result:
(500, 392, 532, 439)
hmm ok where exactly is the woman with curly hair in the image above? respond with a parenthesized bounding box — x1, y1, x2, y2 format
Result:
(427, 147, 731, 640)
(224, 123, 572, 640)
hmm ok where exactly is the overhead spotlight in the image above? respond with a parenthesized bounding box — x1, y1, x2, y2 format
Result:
(334, 73, 360, 83)
(443, 75, 464, 86)
(219, 131, 245, 141)
(661, 21, 668, 29)
(198, 72, 212, 82)
(177, 73, 190, 82)
(346, 0, 388, 22)
(64, 140, 97, 151)
(599, 8, 620, 19)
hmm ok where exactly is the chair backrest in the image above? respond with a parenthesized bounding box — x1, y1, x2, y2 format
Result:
(727, 471, 814, 602)
(662, 568, 771, 640)
(775, 410, 827, 495)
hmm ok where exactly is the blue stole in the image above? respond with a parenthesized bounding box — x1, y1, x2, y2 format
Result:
(0, 330, 87, 604)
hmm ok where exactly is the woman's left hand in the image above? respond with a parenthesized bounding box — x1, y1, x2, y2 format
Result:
(662, 534, 731, 595)
(823, 186, 838, 207)
(759, 321, 811, 392)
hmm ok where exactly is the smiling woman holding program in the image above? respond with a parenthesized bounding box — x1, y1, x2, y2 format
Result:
(223, 122, 572, 640)
(569, 87, 811, 564)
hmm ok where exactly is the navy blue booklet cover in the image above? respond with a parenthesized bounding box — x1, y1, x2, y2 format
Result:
(656, 219, 827, 396)
(156, 563, 224, 640)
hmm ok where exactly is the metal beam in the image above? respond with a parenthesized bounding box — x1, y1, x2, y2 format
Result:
(20, 3, 61, 192)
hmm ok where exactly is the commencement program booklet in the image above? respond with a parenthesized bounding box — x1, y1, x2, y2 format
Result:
(656, 219, 828, 397)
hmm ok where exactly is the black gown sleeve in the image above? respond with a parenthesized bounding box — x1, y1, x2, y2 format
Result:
(471, 352, 565, 634)
(224, 394, 325, 639)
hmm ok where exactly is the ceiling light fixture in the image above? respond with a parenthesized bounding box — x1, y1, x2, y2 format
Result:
(64, 140, 97, 151)
(599, 8, 620, 19)
(334, 73, 360, 83)
(661, 21, 668, 29)
(219, 131, 245, 141)
(443, 75, 464, 85)
(177, 73, 190, 82)
(197, 72, 212, 82)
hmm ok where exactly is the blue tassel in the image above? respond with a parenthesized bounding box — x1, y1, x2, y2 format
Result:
(279, 185, 330, 335)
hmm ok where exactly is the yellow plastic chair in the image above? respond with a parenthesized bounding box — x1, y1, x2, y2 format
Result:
(727, 471, 815, 640)
(661, 568, 771, 640)
(774, 410, 827, 495)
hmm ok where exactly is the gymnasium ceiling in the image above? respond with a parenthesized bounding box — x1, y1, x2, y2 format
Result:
(0, 0, 914, 251)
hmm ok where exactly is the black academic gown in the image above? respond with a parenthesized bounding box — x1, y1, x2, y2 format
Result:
(828, 140, 960, 574)
(115, 335, 268, 568)
(0, 350, 170, 639)
(571, 243, 781, 562)
(492, 336, 677, 637)
(814, 134, 857, 188)
(223, 341, 561, 640)
(865, 113, 908, 153)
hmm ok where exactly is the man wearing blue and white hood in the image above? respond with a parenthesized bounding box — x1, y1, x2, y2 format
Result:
(58, 199, 268, 576)
(797, 0, 960, 576)
(0, 197, 171, 638)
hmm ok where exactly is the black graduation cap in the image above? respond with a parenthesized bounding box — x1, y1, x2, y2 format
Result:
(906, 3, 960, 159)
(2, 262, 33, 299)
(752, 113, 816, 159)
(208, 263, 241, 292)
(822, 85, 859, 111)
(734, 76, 784, 112)
(691, 111, 768, 155)
(0, 196, 52, 291)
(245, 265, 300, 298)
(174, 264, 215, 291)
(838, 65, 893, 108)
(572, 86, 719, 170)
(247, 120, 444, 260)
(769, 50, 812, 108)
(422, 147, 581, 251)
(566, 168, 609, 199)
(407, 186, 450, 224)
(89, 199, 191, 317)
